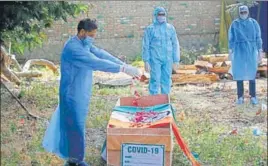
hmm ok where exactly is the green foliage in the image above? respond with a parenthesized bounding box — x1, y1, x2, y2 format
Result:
(180, 48, 200, 65)
(0, 1, 88, 55)
(131, 54, 144, 67)
(225, 0, 258, 18)
(20, 80, 59, 110)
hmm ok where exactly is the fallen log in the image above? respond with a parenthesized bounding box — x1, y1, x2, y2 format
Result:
(198, 54, 229, 63)
(14, 71, 42, 78)
(208, 67, 230, 74)
(258, 66, 267, 72)
(1, 46, 58, 85)
(258, 66, 267, 77)
(1, 46, 21, 85)
(1, 74, 10, 82)
(172, 74, 220, 85)
(177, 70, 197, 74)
(22, 59, 57, 73)
(194, 60, 213, 69)
(178, 65, 197, 70)
(1, 66, 21, 85)
(10, 54, 23, 71)
(213, 62, 224, 67)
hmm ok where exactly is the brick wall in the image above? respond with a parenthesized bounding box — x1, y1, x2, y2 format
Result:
(23, 1, 221, 62)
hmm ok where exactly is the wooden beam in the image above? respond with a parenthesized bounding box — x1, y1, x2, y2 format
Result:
(172, 74, 219, 85)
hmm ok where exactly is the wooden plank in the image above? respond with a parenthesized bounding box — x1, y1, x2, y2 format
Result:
(258, 66, 267, 72)
(208, 67, 230, 74)
(194, 60, 213, 68)
(199, 54, 229, 63)
(172, 74, 219, 85)
(213, 62, 224, 67)
(175, 70, 197, 74)
(178, 65, 197, 70)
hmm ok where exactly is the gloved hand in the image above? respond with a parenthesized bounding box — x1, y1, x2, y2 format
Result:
(144, 62, 150, 73)
(228, 49, 233, 61)
(258, 49, 263, 64)
(172, 63, 179, 70)
(120, 64, 141, 78)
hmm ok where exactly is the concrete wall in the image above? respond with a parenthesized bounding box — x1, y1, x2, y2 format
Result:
(22, 1, 221, 62)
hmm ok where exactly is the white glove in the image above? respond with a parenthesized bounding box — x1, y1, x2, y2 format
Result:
(172, 63, 179, 70)
(228, 49, 233, 61)
(120, 64, 141, 78)
(144, 62, 150, 73)
(258, 49, 263, 63)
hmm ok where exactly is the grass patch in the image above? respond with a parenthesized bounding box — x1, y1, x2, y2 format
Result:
(1, 150, 20, 166)
(172, 117, 267, 166)
(88, 86, 131, 128)
(1, 74, 267, 166)
(92, 85, 131, 96)
(87, 98, 115, 128)
(20, 81, 59, 110)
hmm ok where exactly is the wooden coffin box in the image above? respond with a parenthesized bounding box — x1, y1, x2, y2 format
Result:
(106, 94, 173, 166)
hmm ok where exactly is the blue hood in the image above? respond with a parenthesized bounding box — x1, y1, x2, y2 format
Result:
(153, 7, 167, 25)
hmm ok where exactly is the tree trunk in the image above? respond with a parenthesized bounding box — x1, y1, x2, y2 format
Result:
(1, 46, 21, 85)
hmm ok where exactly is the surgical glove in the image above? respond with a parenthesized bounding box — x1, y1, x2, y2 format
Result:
(172, 63, 179, 70)
(144, 62, 150, 73)
(228, 49, 233, 61)
(258, 49, 263, 63)
(120, 65, 141, 78)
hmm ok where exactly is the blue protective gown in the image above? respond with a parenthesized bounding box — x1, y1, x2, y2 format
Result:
(142, 7, 180, 95)
(42, 36, 123, 163)
(228, 18, 262, 80)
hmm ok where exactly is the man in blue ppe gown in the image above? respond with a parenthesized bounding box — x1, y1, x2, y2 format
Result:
(42, 18, 141, 166)
(142, 7, 180, 95)
(228, 5, 263, 105)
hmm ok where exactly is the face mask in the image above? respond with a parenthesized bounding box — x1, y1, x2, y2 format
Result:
(82, 36, 94, 46)
(157, 16, 166, 23)
(240, 13, 248, 20)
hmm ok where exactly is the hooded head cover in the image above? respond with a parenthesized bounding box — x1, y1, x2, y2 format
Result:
(153, 7, 167, 24)
(239, 5, 249, 20)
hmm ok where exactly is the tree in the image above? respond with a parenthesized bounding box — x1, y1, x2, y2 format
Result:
(0, 1, 89, 85)
(0, 1, 88, 55)
(225, 0, 258, 18)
